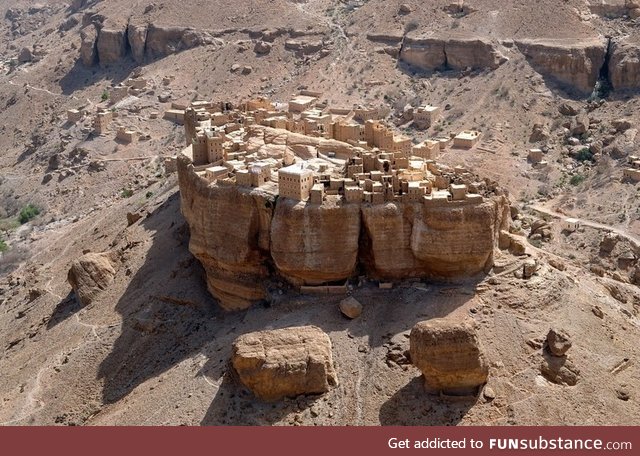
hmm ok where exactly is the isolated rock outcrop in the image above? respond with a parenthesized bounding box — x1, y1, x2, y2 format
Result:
(546, 327, 572, 357)
(399, 33, 506, 71)
(178, 154, 273, 311)
(178, 127, 510, 310)
(608, 38, 640, 91)
(232, 326, 338, 401)
(515, 38, 607, 94)
(67, 252, 116, 306)
(410, 318, 489, 395)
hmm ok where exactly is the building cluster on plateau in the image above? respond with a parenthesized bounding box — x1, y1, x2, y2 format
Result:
(178, 91, 488, 205)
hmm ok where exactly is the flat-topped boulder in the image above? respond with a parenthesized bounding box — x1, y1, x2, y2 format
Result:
(410, 318, 489, 395)
(231, 325, 338, 401)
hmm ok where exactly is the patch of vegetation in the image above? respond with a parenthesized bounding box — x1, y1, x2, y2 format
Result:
(570, 174, 585, 186)
(145, 191, 154, 198)
(0, 237, 7, 253)
(101, 90, 109, 102)
(18, 204, 40, 224)
(575, 148, 594, 162)
(121, 188, 134, 198)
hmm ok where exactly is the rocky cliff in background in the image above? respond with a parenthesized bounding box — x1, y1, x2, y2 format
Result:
(398, 34, 507, 71)
(177, 153, 510, 311)
(608, 38, 640, 90)
(515, 38, 607, 94)
(79, 15, 217, 66)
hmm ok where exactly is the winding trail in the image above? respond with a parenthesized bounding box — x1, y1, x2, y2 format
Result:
(529, 203, 640, 250)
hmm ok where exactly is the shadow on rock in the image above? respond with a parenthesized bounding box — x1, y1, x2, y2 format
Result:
(199, 367, 318, 425)
(59, 59, 135, 95)
(379, 376, 477, 425)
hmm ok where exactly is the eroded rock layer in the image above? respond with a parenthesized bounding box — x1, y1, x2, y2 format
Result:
(178, 154, 510, 310)
(515, 38, 607, 94)
(399, 34, 507, 71)
(178, 154, 273, 310)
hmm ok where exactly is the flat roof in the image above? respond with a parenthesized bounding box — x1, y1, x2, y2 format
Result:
(456, 130, 480, 139)
(290, 95, 317, 104)
(279, 163, 314, 175)
(206, 166, 227, 172)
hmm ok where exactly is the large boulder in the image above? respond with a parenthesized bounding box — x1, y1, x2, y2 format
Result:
(410, 318, 489, 395)
(339, 296, 363, 319)
(18, 47, 33, 63)
(67, 252, 116, 306)
(231, 326, 338, 401)
(546, 328, 572, 357)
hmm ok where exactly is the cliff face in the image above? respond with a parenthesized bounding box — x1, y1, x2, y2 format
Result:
(608, 38, 640, 91)
(178, 154, 273, 311)
(78, 18, 212, 66)
(360, 199, 509, 279)
(399, 34, 507, 71)
(515, 38, 607, 94)
(271, 198, 361, 285)
(178, 153, 510, 310)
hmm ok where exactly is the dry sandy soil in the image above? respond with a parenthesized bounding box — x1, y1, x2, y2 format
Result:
(0, 0, 639, 425)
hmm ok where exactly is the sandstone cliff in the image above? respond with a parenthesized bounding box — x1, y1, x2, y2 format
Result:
(360, 198, 509, 280)
(178, 148, 510, 310)
(398, 34, 507, 71)
(271, 198, 361, 285)
(178, 153, 274, 311)
(608, 38, 640, 91)
(515, 38, 607, 94)
(96, 23, 129, 66)
(79, 18, 212, 66)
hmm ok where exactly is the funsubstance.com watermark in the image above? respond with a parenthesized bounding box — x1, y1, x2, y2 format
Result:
(388, 437, 633, 451)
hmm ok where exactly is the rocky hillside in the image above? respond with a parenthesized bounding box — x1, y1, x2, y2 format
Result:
(0, 0, 639, 426)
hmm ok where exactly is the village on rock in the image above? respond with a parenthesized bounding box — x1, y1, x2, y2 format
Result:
(171, 91, 492, 207)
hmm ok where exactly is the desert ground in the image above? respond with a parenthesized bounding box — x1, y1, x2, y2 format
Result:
(0, 0, 639, 425)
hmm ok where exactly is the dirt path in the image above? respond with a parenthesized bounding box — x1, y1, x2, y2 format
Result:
(530, 203, 640, 249)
